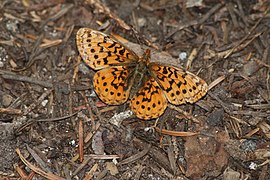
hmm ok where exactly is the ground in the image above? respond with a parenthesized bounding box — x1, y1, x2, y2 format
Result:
(0, 0, 269, 179)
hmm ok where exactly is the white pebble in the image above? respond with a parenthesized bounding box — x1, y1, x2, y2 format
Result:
(41, 99, 48, 106)
(179, 52, 187, 61)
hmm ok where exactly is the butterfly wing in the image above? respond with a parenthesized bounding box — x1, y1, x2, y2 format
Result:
(93, 66, 134, 105)
(149, 63, 208, 105)
(76, 28, 139, 70)
(130, 77, 167, 120)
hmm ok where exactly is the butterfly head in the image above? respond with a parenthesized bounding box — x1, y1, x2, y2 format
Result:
(141, 49, 151, 63)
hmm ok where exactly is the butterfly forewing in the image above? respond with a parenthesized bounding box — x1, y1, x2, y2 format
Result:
(76, 28, 139, 70)
(149, 63, 208, 105)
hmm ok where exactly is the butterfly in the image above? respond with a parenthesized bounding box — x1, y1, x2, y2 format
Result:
(76, 28, 208, 120)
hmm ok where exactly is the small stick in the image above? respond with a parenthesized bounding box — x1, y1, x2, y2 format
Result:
(79, 119, 84, 162)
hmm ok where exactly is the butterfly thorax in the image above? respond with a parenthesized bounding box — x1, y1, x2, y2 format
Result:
(129, 49, 151, 99)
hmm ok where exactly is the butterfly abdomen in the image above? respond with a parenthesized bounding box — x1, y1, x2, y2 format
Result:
(129, 61, 149, 99)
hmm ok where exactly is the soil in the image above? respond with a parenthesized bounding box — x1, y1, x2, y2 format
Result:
(0, 0, 269, 179)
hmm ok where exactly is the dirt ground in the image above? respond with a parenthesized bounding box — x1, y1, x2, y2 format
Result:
(0, 0, 270, 179)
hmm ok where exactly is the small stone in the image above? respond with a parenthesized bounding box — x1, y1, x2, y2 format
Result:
(79, 63, 90, 74)
(249, 162, 257, 170)
(242, 60, 260, 76)
(92, 131, 105, 155)
(2, 94, 13, 107)
(41, 99, 48, 107)
(137, 18, 146, 27)
(106, 162, 119, 175)
(179, 52, 187, 61)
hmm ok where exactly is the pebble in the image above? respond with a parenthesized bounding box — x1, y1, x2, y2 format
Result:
(2, 94, 13, 107)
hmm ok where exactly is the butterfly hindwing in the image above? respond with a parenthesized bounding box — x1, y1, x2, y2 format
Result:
(130, 77, 167, 120)
(93, 66, 132, 105)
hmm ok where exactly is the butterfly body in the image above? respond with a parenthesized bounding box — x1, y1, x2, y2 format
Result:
(76, 28, 208, 120)
(128, 49, 151, 99)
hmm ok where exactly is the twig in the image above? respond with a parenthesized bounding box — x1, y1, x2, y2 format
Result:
(15, 111, 79, 134)
(166, 3, 223, 39)
(0, 107, 22, 114)
(0, 70, 53, 88)
(154, 127, 198, 137)
(16, 148, 65, 180)
(85, 0, 131, 30)
(119, 145, 151, 165)
(167, 104, 199, 123)
(40, 4, 74, 29)
(79, 119, 84, 162)
(1, 70, 90, 90)
(14, 33, 45, 71)
(23, 89, 53, 115)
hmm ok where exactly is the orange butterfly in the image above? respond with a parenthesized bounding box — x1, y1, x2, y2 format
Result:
(76, 28, 208, 120)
